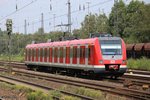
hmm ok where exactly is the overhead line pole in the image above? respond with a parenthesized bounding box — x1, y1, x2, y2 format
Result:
(32, 21, 34, 33)
(114, 0, 118, 35)
(41, 13, 44, 34)
(87, 2, 91, 34)
(53, 14, 56, 31)
(24, 19, 27, 34)
(67, 0, 71, 35)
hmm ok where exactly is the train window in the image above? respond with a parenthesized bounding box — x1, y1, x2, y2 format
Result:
(30, 49, 32, 60)
(100, 40, 122, 55)
(70, 47, 73, 58)
(44, 48, 47, 57)
(39, 48, 43, 62)
(80, 46, 85, 64)
(66, 47, 68, 58)
(60, 47, 63, 63)
(28, 49, 30, 61)
(42, 48, 44, 58)
(73, 46, 77, 64)
(60, 47, 63, 58)
(30, 48, 32, 58)
(66, 47, 70, 63)
(47, 48, 49, 58)
(32, 49, 34, 61)
(40, 48, 43, 57)
(34, 48, 36, 58)
(49, 48, 52, 62)
(25, 49, 27, 61)
(30, 49, 32, 61)
(36, 48, 38, 61)
(38, 48, 41, 58)
(54, 47, 58, 63)
(28, 49, 29, 61)
(88, 45, 94, 65)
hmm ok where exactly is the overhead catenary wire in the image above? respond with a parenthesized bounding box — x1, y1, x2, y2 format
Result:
(13, 0, 112, 30)
(0, 0, 38, 22)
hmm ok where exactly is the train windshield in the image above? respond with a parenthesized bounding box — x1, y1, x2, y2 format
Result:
(100, 40, 122, 55)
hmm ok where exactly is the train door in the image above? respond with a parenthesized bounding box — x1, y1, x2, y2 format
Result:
(59, 47, 64, 63)
(38, 48, 40, 62)
(40, 48, 43, 62)
(47, 47, 49, 62)
(88, 45, 94, 65)
(80, 46, 85, 64)
(36, 48, 38, 62)
(58, 47, 60, 63)
(49, 48, 52, 63)
(63, 46, 66, 64)
(44, 48, 47, 62)
(54, 47, 58, 63)
(25, 49, 27, 61)
(73, 46, 77, 64)
(29, 49, 31, 61)
(77, 45, 80, 65)
(32, 48, 34, 62)
(65, 47, 70, 64)
(85, 44, 88, 66)
(70, 45, 73, 65)
(34, 48, 36, 62)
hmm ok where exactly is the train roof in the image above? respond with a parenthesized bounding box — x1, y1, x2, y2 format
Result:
(99, 36, 121, 40)
(26, 38, 98, 48)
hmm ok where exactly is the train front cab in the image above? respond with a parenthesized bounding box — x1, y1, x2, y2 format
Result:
(94, 37, 127, 77)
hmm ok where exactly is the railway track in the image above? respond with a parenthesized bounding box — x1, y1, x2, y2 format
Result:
(127, 69, 150, 75)
(0, 61, 150, 99)
(0, 61, 150, 89)
(0, 66, 150, 100)
(0, 61, 150, 75)
(0, 73, 94, 100)
(0, 61, 150, 84)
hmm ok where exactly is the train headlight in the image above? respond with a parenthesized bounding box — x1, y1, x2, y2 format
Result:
(122, 60, 126, 64)
(99, 60, 103, 64)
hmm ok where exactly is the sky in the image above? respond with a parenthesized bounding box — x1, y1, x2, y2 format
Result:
(0, 0, 149, 34)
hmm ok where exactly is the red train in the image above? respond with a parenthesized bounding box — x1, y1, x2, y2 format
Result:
(25, 36, 127, 78)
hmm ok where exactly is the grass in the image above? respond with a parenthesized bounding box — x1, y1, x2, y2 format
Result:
(0, 82, 81, 100)
(0, 54, 24, 62)
(61, 85, 105, 100)
(27, 91, 52, 100)
(127, 57, 150, 71)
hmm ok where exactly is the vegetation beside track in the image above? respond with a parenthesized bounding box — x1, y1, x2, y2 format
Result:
(127, 57, 150, 71)
(0, 82, 80, 100)
(0, 54, 24, 62)
(61, 85, 127, 100)
(61, 85, 104, 100)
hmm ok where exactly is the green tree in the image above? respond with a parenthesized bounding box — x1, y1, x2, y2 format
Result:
(72, 29, 81, 38)
(138, 4, 150, 42)
(81, 13, 97, 38)
(96, 13, 109, 33)
(124, 0, 150, 43)
(109, 0, 126, 37)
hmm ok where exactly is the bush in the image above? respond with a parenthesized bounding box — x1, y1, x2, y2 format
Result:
(127, 57, 150, 71)
(27, 91, 51, 100)
(49, 90, 62, 98)
(61, 85, 104, 100)
(62, 95, 80, 100)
